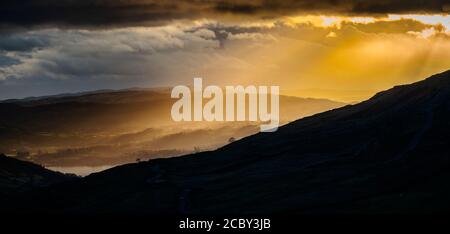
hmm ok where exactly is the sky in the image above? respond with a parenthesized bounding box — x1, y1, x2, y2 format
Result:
(0, 0, 449, 102)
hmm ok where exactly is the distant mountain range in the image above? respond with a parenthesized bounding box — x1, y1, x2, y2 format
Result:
(0, 88, 345, 168)
(2, 69, 450, 213)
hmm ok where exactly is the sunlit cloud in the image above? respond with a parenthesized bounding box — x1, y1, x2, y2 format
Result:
(0, 6, 449, 102)
(388, 14, 450, 32)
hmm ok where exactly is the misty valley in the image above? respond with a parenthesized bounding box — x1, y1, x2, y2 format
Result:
(0, 88, 344, 175)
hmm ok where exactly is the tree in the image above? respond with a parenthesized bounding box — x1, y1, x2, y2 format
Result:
(194, 146, 201, 153)
(228, 137, 236, 143)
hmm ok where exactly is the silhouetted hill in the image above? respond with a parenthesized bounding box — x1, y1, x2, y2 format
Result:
(3, 70, 450, 213)
(0, 154, 74, 200)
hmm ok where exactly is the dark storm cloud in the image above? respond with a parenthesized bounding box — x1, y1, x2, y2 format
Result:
(215, 0, 448, 15)
(0, 0, 183, 29)
(0, 0, 448, 29)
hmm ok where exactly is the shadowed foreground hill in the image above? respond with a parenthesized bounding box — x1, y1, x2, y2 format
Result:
(4, 70, 450, 213)
(0, 154, 74, 200)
